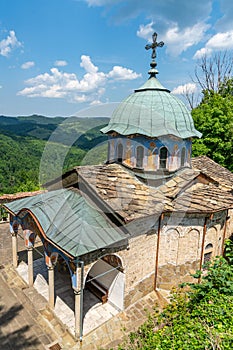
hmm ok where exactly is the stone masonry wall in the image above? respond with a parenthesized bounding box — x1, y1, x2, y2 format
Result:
(79, 210, 229, 308)
(119, 229, 157, 294)
(226, 208, 233, 240)
(157, 211, 228, 290)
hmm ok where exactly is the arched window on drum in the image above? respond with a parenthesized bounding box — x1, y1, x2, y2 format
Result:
(159, 146, 168, 169)
(136, 146, 144, 168)
(181, 147, 186, 167)
(117, 143, 123, 163)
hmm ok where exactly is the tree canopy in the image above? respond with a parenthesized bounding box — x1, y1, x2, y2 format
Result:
(192, 81, 233, 172)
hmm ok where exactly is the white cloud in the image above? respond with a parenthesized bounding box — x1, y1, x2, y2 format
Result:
(193, 30, 233, 59)
(206, 31, 233, 50)
(172, 83, 197, 95)
(0, 30, 22, 57)
(80, 55, 98, 73)
(137, 22, 154, 41)
(54, 60, 68, 67)
(193, 47, 213, 59)
(21, 61, 35, 69)
(17, 55, 140, 103)
(108, 66, 141, 80)
(163, 22, 210, 56)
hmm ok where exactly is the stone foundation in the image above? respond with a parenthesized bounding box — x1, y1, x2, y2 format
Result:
(124, 273, 154, 308)
(157, 260, 200, 290)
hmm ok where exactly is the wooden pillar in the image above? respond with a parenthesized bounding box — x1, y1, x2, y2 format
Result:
(11, 232, 18, 268)
(48, 265, 55, 308)
(27, 247, 34, 287)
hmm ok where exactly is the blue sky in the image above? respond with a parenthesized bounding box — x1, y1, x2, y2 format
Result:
(0, 0, 233, 117)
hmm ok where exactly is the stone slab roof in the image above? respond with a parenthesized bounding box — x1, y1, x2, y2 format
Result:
(0, 190, 46, 204)
(77, 164, 172, 222)
(192, 156, 233, 190)
(172, 183, 233, 213)
(5, 156, 233, 260)
(44, 156, 233, 222)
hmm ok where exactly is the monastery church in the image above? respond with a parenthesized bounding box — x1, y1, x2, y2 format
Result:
(4, 33, 233, 342)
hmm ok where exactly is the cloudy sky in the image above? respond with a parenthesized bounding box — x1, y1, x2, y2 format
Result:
(0, 0, 233, 117)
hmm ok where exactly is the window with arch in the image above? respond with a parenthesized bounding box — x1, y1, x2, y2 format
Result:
(204, 243, 213, 265)
(117, 143, 123, 162)
(136, 146, 144, 168)
(181, 147, 186, 167)
(159, 146, 168, 169)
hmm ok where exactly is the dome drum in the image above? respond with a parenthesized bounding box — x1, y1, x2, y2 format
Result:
(107, 134, 192, 173)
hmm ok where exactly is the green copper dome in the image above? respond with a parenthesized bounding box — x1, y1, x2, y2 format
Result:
(101, 76, 201, 139)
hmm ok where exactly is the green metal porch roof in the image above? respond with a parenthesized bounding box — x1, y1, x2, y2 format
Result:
(5, 189, 127, 258)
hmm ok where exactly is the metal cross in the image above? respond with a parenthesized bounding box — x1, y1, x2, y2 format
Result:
(145, 32, 164, 60)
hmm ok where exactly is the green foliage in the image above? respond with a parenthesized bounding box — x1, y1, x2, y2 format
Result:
(192, 85, 233, 171)
(219, 77, 233, 97)
(0, 115, 109, 193)
(0, 133, 86, 193)
(117, 242, 233, 350)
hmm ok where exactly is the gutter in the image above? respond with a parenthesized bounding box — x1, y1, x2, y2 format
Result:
(154, 213, 163, 289)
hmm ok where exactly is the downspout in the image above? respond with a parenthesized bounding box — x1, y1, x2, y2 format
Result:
(154, 213, 163, 290)
(221, 209, 229, 255)
(198, 215, 211, 283)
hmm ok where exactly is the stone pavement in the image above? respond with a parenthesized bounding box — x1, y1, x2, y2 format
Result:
(0, 222, 66, 349)
(0, 271, 55, 350)
(0, 222, 167, 350)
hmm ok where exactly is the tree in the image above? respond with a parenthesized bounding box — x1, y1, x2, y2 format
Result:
(182, 52, 233, 108)
(194, 51, 233, 94)
(191, 85, 233, 171)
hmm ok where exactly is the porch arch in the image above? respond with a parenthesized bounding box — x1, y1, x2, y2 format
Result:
(85, 254, 124, 311)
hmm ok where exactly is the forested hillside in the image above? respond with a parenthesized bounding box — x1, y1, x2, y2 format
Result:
(0, 115, 108, 194)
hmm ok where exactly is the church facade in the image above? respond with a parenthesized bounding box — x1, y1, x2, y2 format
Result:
(4, 33, 233, 341)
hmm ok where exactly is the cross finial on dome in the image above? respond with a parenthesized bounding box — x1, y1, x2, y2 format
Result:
(145, 32, 164, 61)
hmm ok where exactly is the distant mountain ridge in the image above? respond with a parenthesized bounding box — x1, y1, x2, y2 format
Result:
(0, 114, 109, 194)
(0, 114, 109, 146)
